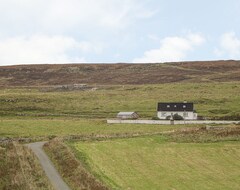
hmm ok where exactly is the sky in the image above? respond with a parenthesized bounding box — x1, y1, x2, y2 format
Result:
(0, 0, 240, 65)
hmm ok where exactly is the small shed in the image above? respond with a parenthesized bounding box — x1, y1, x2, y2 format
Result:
(117, 112, 139, 119)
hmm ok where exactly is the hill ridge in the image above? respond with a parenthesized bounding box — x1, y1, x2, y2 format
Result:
(0, 60, 240, 86)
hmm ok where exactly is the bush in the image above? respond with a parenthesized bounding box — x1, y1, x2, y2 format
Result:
(152, 116, 160, 120)
(166, 115, 172, 120)
(173, 114, 184, 120)
(165, 114, 184, 120)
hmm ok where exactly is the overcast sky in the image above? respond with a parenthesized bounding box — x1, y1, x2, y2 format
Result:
(0, 0, 240, 65)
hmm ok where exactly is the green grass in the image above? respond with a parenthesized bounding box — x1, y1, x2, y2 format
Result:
(1, 82, 239, 138)
(72, 136, 240, 190)
(1, 82, 239, 189)
(0, 82, 240, 119)
(0, 81, 239, 190)
(0, 118, 186, 138)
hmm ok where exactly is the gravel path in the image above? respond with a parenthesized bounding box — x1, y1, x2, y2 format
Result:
(26, 142, 71, 190)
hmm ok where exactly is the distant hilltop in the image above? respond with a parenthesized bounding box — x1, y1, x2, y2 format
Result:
(0, 60, 240, 86)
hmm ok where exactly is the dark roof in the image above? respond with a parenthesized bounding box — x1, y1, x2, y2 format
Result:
(157, 102, 194, 112)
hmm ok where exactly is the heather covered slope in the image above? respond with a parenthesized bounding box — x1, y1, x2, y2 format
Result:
(0, 60, 240, 86)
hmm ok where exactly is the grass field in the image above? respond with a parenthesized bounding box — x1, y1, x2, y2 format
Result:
(72, 136, 240, 190)
(0, 82, 240, 119)
(1, 82, 239, 138)
(0, 118, 186, 138)
(0, 82, 240, 190)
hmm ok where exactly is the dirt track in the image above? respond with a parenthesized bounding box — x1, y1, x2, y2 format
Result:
(26, 142, 71, 190)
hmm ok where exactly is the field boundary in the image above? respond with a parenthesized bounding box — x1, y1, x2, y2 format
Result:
(107, 119, 240, 125)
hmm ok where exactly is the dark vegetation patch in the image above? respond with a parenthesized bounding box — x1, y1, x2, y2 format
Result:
(216, 114, 240, 121)
(167, 125, 240, 143)
(209, 109, 231, 114)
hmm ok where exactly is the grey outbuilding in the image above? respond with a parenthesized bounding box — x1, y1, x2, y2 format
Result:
(117, 112, 139, 119)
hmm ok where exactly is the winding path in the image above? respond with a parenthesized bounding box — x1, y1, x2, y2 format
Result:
(26, 142, 71, 190)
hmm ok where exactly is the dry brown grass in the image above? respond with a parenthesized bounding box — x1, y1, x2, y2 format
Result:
(0, 60, 240, 86)
(0, 142, 53, 190)
(168, 125, 240, 143)
(44, 140, 110, 190)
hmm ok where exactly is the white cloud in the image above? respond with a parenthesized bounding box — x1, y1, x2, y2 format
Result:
(133, 33, 205, 63)
(0, 0, 156, 33)
(215, 32, 240, 58)
(0, 35, 94, 65)
(0, 0, 156, 65)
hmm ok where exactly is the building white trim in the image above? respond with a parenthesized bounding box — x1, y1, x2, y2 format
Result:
(157, 111, 197, 120)
(157, 102, 198, 120)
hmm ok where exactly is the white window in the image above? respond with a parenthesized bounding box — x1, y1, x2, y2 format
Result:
(174, 105, 177, 108)
(167, 105, 170, 108)
(183, 105, 186, 108)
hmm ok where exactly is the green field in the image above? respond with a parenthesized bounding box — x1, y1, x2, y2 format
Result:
(0, 119, 184, 138)
(1, 82, 239, 138)
(0, 82, 240, 119)
(1, 82, 240, 190)
(72, 136, 240, 190)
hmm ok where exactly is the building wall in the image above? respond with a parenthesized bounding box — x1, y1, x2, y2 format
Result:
(157, 111, 197, 120)
(117, 113, 139, 119)
(117, 115, 134, 119)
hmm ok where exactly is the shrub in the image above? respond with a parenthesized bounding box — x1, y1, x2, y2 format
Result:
(152, 116, 160, 120)
(173, 114, 184, 120)
(166, 115, 172, 120)
(165, 114, 184, 120)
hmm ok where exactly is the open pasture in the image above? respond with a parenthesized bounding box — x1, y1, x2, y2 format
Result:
(0, 82, 240, 119)
(72, 136, 240, 190)
(0, 119, 185, 138)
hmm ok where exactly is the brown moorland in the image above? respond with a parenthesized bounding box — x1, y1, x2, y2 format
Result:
(0, 60, 240, 86)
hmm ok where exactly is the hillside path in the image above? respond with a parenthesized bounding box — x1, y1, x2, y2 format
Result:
(26, 142, 71, 190)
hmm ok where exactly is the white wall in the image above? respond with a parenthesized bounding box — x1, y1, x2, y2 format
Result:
(157, 111, 197, 120)
(107, 120, 240, 125)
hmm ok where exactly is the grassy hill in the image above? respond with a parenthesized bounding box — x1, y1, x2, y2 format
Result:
(0, 61, 240, 190)
(0, 60, 240, 86)
(0, 82, 240, 120)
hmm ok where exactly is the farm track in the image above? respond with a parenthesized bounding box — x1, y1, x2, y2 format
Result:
(26, 142, 71, 190)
